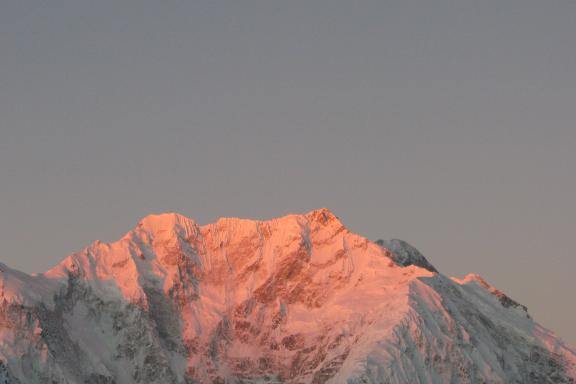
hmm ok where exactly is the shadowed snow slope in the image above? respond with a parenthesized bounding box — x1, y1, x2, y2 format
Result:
(0, 209, 574, 383)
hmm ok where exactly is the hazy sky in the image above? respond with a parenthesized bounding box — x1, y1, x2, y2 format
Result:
(1, 0, 575, 344)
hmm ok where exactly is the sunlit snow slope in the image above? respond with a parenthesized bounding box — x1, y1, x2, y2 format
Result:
(0, 209, 574, 383)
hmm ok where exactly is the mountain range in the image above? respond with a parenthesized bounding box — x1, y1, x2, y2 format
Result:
(0, 209, 574, 383)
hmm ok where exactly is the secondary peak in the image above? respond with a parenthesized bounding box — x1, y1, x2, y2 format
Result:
(136, 212, 198, 234)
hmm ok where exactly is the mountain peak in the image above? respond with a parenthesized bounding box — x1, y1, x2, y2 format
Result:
(137, 212, 195, 230)
(132, 212, 200, 243)
(375, 238, 438, 273)
(304, 207, 343, 227)
(455, 273, 530, 314)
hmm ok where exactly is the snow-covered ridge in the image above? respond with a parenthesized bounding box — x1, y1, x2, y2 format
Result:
(0, 208, 574, 383)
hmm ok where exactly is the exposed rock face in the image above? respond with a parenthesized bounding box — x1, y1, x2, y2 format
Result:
(0, 209, 574, 383)
(375, 239, 438, 273)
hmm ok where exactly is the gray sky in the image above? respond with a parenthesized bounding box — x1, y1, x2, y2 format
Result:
(1, 0, 575, 344)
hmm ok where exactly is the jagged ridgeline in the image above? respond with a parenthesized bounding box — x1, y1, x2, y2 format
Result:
(0, 209, 575, 383)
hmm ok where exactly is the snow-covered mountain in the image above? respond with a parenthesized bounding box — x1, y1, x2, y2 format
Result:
(0, 209, 574, 383)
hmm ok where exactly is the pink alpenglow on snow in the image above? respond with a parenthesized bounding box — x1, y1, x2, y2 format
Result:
(0, 209, 574, 383)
